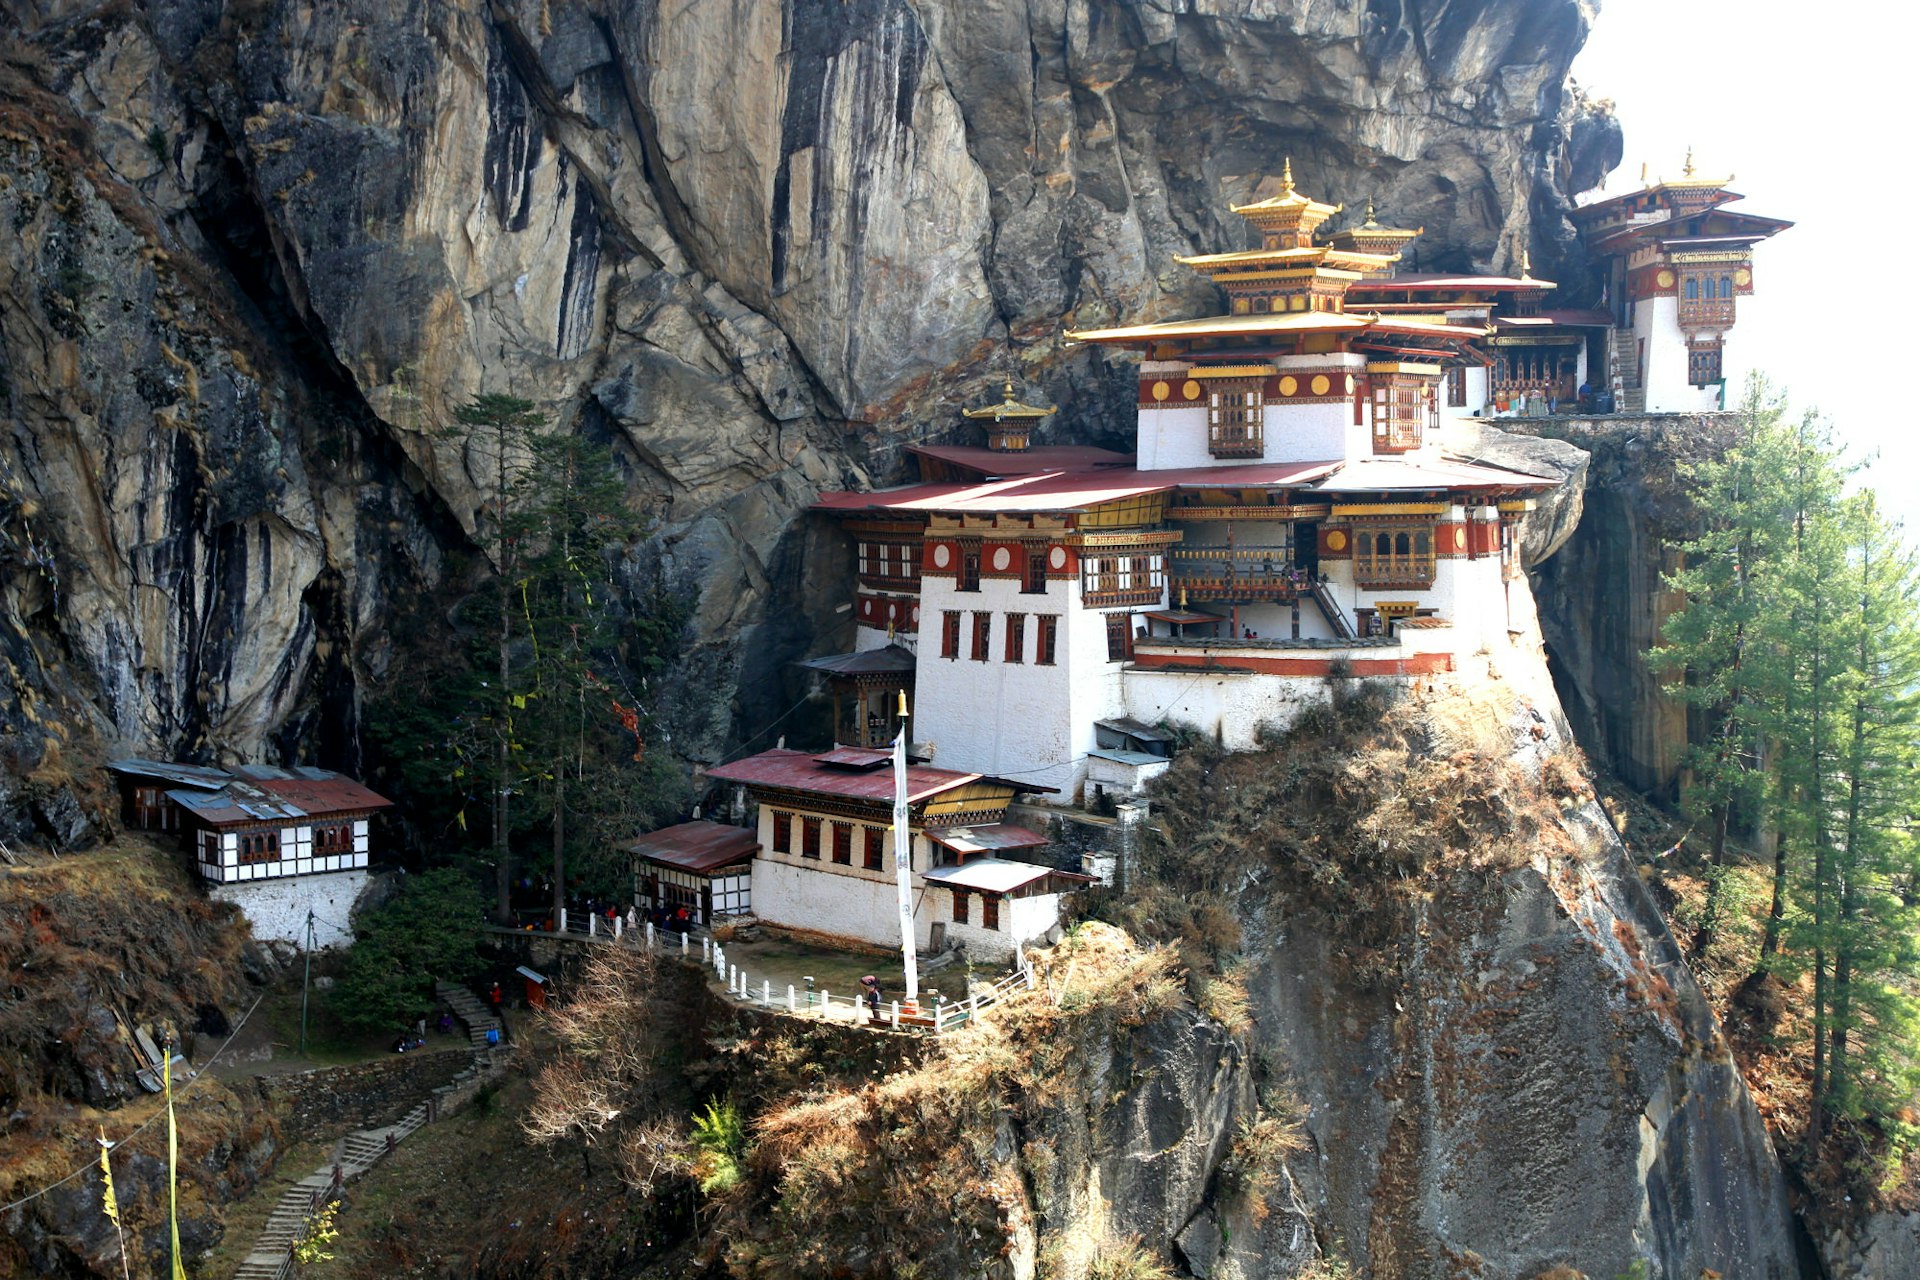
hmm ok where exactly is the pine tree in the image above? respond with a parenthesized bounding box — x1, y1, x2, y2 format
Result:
(451, 393, 547, 923)
(1657, 379, 1794, 959)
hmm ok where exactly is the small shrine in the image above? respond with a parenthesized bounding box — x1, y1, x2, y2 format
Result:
(961, 380, 1054, 453)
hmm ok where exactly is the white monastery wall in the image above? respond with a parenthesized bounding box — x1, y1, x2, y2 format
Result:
(1136, 405, 1212, 470)
(212, 870, 370, 947)
(937, 891, 1061, 959)
(1122, 665, 1334, 750)
(1634, 298, 1719, 413)
(752, 857, 906, 950)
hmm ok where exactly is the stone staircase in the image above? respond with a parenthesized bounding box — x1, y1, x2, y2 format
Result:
(1608, 328, 1646, 413)
(436, 980, 503, 1050)
(228, 987, 508, 1279)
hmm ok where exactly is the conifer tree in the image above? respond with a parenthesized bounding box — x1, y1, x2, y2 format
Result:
(1658, 380, 1794, 959)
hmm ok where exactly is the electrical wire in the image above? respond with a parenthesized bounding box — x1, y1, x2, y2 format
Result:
(0, 991, 266, 1215)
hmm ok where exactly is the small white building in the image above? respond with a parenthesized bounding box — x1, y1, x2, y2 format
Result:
(629, 820, 756, 928)
(108, 760, 391, 947)
(703, 747, 1087, 960)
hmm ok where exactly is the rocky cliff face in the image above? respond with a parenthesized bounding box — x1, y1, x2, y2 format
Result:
(1516, 415, 1743, 803)
(0, 0, 1614, 840)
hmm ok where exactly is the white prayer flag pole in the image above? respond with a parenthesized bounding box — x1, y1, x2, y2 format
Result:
(892, 690, 919, 1004)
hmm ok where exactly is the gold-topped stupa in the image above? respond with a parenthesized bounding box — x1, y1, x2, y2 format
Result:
(962, 380, 1053, 452)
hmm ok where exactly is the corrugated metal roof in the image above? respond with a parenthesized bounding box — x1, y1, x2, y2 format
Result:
(107, 759, 234, 789)
(628, 821, 759, 873)
(922, 858, 1063, 894)
(1312, 456, 1557, 491)
(812, 747, 894, 769)
(797, 645, 917, 677)
(705, 748, 1050, 803)
(164, 773, 390, 826)
(252, 775, 393, 815)
(908, 444, 1132, 477)
(1088, 748, 1172, 768)
(814, 461, 1340, 517)
(925, 823, 1051, 856)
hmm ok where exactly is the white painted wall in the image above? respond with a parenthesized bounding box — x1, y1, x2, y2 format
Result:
(915, 564, 1145, 799)
(196, 819, 371, 883)
(1122, 665, 1337, 750)
(211, 870, 370, 948)
(1633, 297, 1721, 413)
(1086, 754, 1172, 795)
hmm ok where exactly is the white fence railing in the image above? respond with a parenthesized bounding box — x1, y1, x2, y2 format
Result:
(490, 913, 1039, 1035)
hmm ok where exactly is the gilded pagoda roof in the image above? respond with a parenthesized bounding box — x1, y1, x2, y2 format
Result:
(962, 380, 1053, 421)
(1064, 310, 1486, 346)
(1174, 245, 1398, 273)
(1228, 159, 1342, 226)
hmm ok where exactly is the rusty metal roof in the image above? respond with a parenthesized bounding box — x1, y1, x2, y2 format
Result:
(628, 821, 759, 873)
(251, 775, 393, 815)
(706, 748, 1050, 803)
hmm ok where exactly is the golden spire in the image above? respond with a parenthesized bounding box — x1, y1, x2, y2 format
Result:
(1683, 146, 1695, 177)
(1279, 157, 1295, 194)
(1363, 197, 1379, 229)
(1519, 248, 1534, 280)
(1639, 160, 1648, 185)
(962, 379, 1052, 422)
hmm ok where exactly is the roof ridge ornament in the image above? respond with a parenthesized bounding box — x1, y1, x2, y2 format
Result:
(1280, 156, 1295, 194)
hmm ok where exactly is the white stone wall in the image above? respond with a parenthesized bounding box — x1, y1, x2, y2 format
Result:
(1086, 754, 1171, 796)
(939, 890, 1060, 959)
(1122, 665, 1335, 749)
(211, 870, 369, 947)
(915, 565, 1140, 798)
(1633, 297, 1720, 413)
(1134, 354, 1368, 470)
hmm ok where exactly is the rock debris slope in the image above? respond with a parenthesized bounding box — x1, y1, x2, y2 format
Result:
(0, 0, 1612, 837)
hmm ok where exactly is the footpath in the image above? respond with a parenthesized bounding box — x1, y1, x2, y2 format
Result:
(227, 984, 507, 1280)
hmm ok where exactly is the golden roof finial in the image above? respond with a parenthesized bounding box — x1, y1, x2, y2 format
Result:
(1639, 160, 1648, 185)
(1683, 146, 1695, 177)
(1520, 248, 1534, 280)
(1363, 197, 1379, 228)
(1002, 378, 1016, 401)
(1279, 157, 1295, 194)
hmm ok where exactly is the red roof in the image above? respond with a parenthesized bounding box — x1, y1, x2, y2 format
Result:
(815, 453, 1552, 516)
(815, 461, 1339, 516)
(252, 776, 393, 815)
(705, 748, 1048, 803)
(1349, 272, 1552, 292)
(628, 821, 759, 873)
(909, 444, 1132, 478)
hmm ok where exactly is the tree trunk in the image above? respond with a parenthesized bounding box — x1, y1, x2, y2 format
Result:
(552, 765, 567, 930)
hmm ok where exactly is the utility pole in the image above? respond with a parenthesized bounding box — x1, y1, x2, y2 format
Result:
(300, 909, 315, 1055)
(891, 691, 919, 1005)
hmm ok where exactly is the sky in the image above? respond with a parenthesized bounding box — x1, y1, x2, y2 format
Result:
(1572, 0, 1920, 526)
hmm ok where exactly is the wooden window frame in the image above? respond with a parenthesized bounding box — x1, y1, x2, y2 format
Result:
(1106, 612, 1133, 662)
(239, 829, 282, 865)
(1351, 524, 1436, 588)
(1206, 378, 1265, 458)
(941, 611, 961, 659)
(958, 545, 982, 593)
(1005, 613, 1026, 664)
(832, 822, 852, 865)
(952, 889, 970, 924)
(1370, 376, 1430, 454)
(971, 611, 992, 662)
(801, 816, 822, 860)
(1036, 615, 1059, 666)
(982, 895, 1001, 931)
(772, 811, 792, 853)
(863, 826, 884, 871)
(1023, 550, 1049, 595)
